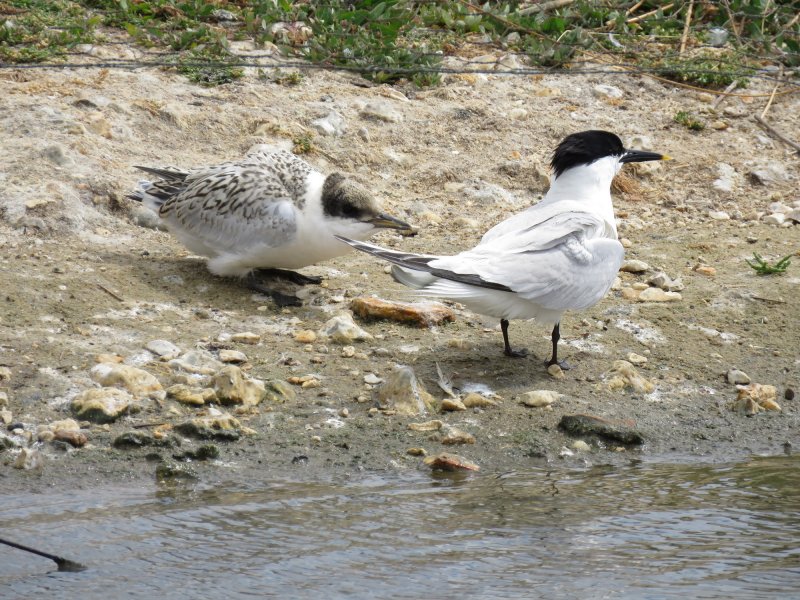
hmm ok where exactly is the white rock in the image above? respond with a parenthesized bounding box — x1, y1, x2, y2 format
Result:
(364, 373, 383, 385)
(593, 84, 624, 99)
(169, 349, 224, 375)
(520, 390, 561, 407)
(627, 352, 648, 366)
(319, 312, 374, 344)
(90, 363, 163, 397)
(571, 440, 591, 452)
(146, 339, 181, 359)
(311, 110, 346, 136)
(620, 259, 650, 273)
(762, 213, 785, 226)
(361, 102, 403, 123)
(638, 287, 682, 302)
(726, 368, 751, 385)
(708, 210, 730, 221)
(72, 387, 133, 423)
(713, 163, 738, 193)
(647, 271, 684, 292)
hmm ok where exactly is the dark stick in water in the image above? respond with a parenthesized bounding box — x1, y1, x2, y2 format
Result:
(0, 536, 86, 572)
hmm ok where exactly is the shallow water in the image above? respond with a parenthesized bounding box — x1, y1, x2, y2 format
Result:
(2, 456, 799, 599)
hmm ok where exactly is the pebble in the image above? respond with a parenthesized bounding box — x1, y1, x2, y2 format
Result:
(341, 345, 356, 358)
(547, 364, 565, 380)
(726, 368, 751, 385)
(638, 287, 682, 302)
(407, 447, 427, 457)
(360, 101, 403, 123)
(0, 366, 12, 381)
(13, 448, 44, 471)
(175, 413, 242, 441)
(571, 440, 591, 452)
(363, 373, 383, 385)
(605, 360, 655, 394)
(423, 452, 479, 472)
(408, 420, 443, 432)
(0, 408, 11, 425)
(167, 383, 216, 406)
(145, 339, 181, 360)
(593, 84, 624, 100)
(713, 163, 738, 193)
(231, 331, 261, 345)
(440, 397, 467, 412)
(219, 349, 248, 364)
(339, 407, 349, 418)
(620, 259, 650, 273)
(647, 271, 684, 292)
(558, 414, 645, 445)
(310, 110, 346, 136)
(520, 390, 561, 407)
(349, 297, 455, 328)
(622, 287, 640, 301)
(441, 425, 475, 445)
(708, 210, 730, 221)
(632, 282, 650, 291)
(318, 312, 374, 344)
(91, 363, 163, 398)
(294, 329, 318, 343)
(462, 393, 497, 408)
(71, 388, 133, 423)
(627, 352, 648, 366)
(169, 350, 224, 375)
(693, 264, 717, 276)
(264, 380, 297, 403)
(377, 367, 435, 416)
(732, 383, 781, 415)
(53, 429, 88, 448)
(762, 213, 785, 226)
(212, 366, 265, 407)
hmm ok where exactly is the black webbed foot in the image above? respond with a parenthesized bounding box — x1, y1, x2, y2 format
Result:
(252, 268, 322, 286)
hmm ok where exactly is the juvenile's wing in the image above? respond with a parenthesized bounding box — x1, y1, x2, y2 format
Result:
(161, 163, 301, 252)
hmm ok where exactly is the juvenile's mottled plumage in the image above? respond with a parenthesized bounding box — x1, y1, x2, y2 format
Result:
(129, 146, 411, 302)
(337, 131, 671, 366)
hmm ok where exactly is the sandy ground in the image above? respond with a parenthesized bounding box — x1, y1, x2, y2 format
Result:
(1, 40, 799, 487)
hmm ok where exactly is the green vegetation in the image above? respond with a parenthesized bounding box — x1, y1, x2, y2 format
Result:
(673, 110, 705, 131)
(1, 1, 797, 88)
(746, 252, 793, 275)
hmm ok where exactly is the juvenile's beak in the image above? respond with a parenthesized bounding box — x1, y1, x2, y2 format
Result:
(369, 213, 413, 231)
(621, 149, 672, 163)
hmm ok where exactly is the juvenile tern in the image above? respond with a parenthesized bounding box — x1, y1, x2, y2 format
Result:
(336, 130, 670, 366)
(129, 146, 411, 305)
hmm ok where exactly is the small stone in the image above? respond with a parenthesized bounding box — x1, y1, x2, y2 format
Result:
(710, 120, 729, 130)
(571, 440, 591, 452)
(620, 259, 650, 273)
(508, 108, 527, 120)
(169, 350, 224, 375)
(13, 448, 44, 471)
(627, 352, 648, 366)
(53, 430, 88, 448)
(407, 447, 427, 457)
(341, 346, 356, 358)
(49, 418, 81, 434)
(113, 431, 154, 449)
(784, 388, 794, 400)
(167, 384, 216, 406)
(294, 329, 318, 344)
(547, 364, 565, 380)
(264, 380, 296, 403)
(360, 101, 403, 123)
(632, 282, 650, 291)
(647, 271, 684, 292)
(423, 452, 479, 472)
(90, 363, 163, 398)
(231, 332, 260, 344)
(212, 366, 265, 407)
(377, 367, 436, 416)
(708, 210, 731, 221)
(732, 383, 780, 414)
(310, 110, 346, 136)
(318, 312, 374, 344)
(0, 409, 11, 425)
(621, 287, 641, 301)
(726, 369, 751, 385)
(520, 390, 561, 407)
(762, 213, 785, 226)
(219, 349, 248, 364)
(441, 425, 475, 445)
(301, 379, 321, 389)
(605, 360, 655, 393)
(339, 407, 349, 418)
(363, 373, 383, 385)
(408, 420, 443, 432)
(146, 339, 181, 359)
(349, 297, 456, 328)
(593, 84, 624, 100)
(638, 287, 682, 302)
(693, 264, 716, 277)
(462, 393, 497, 408)
(559, 414, 644, 445)
(175, 413, 241, 441)
(713, 163, 738, 193)
(72, 388, 133, 423)
(0, 367, 12, 381)
(440, 397, 467, 412)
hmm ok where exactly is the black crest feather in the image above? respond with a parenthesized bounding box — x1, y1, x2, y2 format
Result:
(551, 130, 625, 178)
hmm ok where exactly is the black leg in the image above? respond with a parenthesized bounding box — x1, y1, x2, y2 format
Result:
(546, 322, 572, 370)
(501, 319, 528, 358)
(252, 268, 322, 286)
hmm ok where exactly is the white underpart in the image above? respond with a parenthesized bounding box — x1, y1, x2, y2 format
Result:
(393, 155, 626, 324)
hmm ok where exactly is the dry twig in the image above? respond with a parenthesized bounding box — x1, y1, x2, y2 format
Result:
(679, 0, 694, 55)
(628, 3, 674, 24)
(753, 115, 800, 153)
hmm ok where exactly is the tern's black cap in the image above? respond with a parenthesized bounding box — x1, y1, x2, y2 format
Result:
(550, 130, 626, 178)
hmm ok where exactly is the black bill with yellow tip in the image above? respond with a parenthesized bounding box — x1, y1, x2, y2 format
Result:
(369, 213, 413, 231)
(620, 149, 672, 163)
